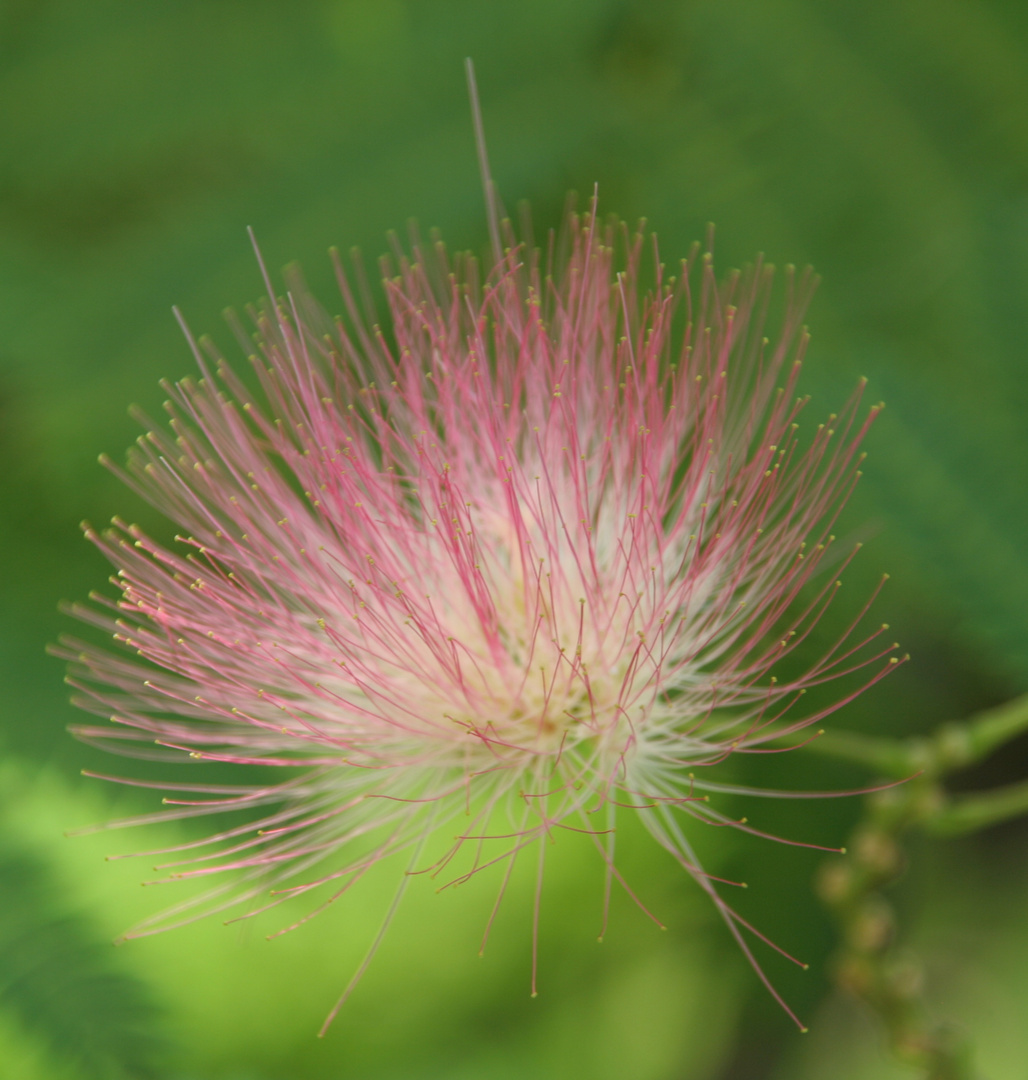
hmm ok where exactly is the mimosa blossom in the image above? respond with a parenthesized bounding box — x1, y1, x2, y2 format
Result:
(63, 204, 898, 1030)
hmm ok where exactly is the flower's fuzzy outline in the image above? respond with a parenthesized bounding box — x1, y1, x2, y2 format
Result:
(58, 197, 902, 1033)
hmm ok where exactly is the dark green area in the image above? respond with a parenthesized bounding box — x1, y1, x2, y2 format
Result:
(1, 1, 1027, 1077)
(0, 829, 165, 1079)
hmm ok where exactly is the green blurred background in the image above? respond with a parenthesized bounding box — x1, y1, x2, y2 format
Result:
(1, 1, 1027, 1077)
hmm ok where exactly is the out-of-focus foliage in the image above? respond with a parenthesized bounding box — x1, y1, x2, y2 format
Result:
(1, 766, 743, 1080)
(1, 1, 1026, 1077)
(0, 791, 164, 1079)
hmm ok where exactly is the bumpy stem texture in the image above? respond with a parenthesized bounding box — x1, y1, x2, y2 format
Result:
(810, 691, 1028, 1079)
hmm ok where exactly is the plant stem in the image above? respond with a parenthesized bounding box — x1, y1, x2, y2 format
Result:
(817, 780, 975, 1079)
(806, 690, 1028, 781)
(926, 777, 1028, 837)
(806, 692, 1028, 1079)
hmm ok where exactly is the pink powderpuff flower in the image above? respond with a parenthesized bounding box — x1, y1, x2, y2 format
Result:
(61, 198, 900, 1032)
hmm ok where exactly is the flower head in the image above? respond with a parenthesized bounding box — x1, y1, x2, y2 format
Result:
(64, 201, 898, 1030)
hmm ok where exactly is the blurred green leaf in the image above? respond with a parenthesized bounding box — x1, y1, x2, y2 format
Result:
(0, 816, 165, 1078)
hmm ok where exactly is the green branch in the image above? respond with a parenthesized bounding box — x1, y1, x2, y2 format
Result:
(927, 778, 1028, 837)
(809, 690, 1028, 1079)
(960, 692, 1028, 763)
(803, 690, 1028, 781)
(802, 728, 920, 779)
